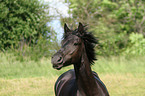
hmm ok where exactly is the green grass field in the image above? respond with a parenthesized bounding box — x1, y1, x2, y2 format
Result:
(0, 52, 145, 96)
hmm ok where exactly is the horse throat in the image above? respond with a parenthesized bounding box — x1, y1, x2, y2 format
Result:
(73, 47, 100, 96)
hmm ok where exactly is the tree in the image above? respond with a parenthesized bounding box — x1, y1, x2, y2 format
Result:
(0, 0, 54, 50)
(61, 0, 145, 55)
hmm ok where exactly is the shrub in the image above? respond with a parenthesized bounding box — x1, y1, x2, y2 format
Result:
(0, 0, 52, 49)
(124, 33, 145, 55)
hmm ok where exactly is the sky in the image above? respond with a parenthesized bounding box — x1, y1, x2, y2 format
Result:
(44, 0, 69, 41)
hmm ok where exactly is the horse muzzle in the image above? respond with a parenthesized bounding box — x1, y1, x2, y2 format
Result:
(51, 53, 64, 70)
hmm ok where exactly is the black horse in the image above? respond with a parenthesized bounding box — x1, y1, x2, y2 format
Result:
(51, 23, 109, 96)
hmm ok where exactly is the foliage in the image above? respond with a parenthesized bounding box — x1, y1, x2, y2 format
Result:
(96, 31, 127, 56)
(10, 36, 58, 61)
(0, 0, 59, 60)
(124, 33, 145, 55)
(62, 0, 145, 55)
(0, 0, 53, 49)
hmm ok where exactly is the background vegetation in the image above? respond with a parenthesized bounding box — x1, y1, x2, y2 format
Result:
(62, 0, 145, 56)
(0, 0, 58, 61)
(0, 0, 145, 96)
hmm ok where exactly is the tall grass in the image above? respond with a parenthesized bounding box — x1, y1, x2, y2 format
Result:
(0, 52, 71, 79)
(93, 56, 145, 74)
(0, 52, 145, 96)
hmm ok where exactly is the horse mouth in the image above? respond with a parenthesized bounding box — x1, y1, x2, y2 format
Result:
(53, 64, 63, 70)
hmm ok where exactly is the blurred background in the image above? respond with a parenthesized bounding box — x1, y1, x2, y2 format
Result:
(0, 0, 145, 96)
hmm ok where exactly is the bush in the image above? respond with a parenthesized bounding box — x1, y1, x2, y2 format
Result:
(96, 31, 128, 56)
(0, 0, 52, 49)
(124, 33, 145, 55)
(0, 0, 59, 61)
(62, 0, 145, 56)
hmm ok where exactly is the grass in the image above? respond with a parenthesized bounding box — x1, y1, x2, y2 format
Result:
(0, 74, 144, 96)
(0, 52, 145, 96)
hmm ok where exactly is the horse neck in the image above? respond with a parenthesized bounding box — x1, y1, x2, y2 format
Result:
(73, 46, 100, 96)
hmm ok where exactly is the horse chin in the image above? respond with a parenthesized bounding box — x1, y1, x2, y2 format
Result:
(54, 65, 63, 70)
(56, 67, 62, 70)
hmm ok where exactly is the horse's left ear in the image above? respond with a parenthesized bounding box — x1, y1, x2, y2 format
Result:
(64, 23, 70, 34)
(78, 22, 84, 34)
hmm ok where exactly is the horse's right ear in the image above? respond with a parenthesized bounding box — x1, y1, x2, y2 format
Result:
(64, 23, 70, 33)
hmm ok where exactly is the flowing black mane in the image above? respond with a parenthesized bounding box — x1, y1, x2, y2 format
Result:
(62, 25, 98, 65)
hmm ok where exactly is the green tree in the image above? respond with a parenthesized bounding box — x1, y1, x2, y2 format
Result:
(0, 0, 54, 49)
(62, 0, 145, 55)
(124, 33, 145, 55)
(0, 0, 59, 60)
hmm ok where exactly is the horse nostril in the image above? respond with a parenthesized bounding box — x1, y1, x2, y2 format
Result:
(57, 57, 62, 63)
(58, 57, 62, 62)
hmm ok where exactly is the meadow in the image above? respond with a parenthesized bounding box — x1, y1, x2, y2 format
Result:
(0, 52, 145, 96)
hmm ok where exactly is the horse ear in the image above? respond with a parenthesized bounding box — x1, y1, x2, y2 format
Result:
(64, 23, 70, 33)
(78, 22, 84, 34)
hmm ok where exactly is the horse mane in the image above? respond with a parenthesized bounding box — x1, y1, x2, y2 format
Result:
(62, 25, 98, 65)
(80, 27, 98, 65)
